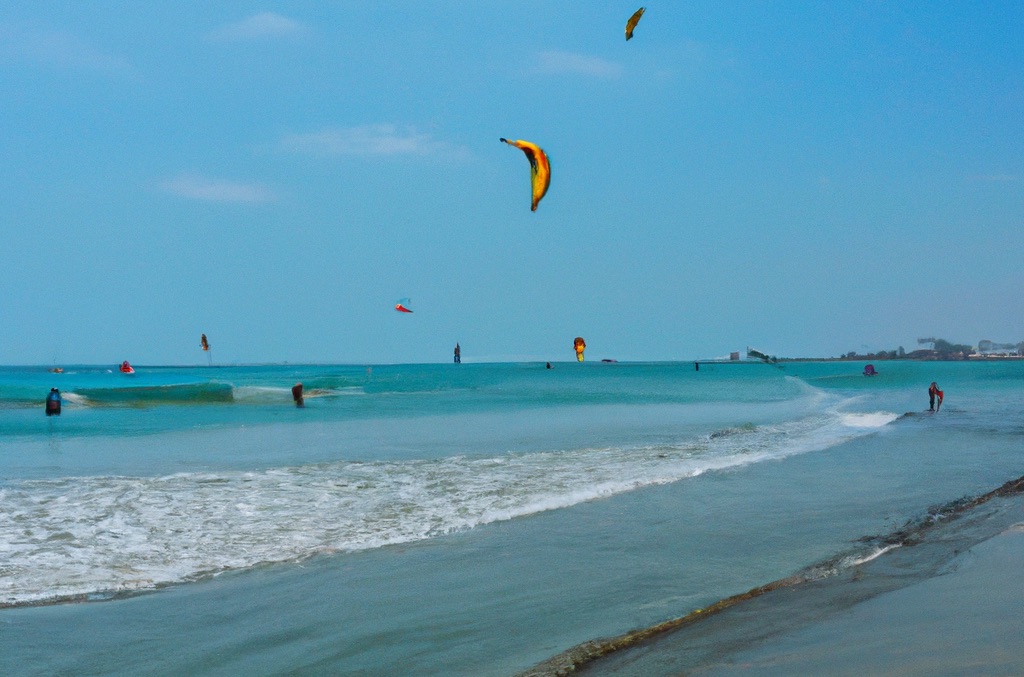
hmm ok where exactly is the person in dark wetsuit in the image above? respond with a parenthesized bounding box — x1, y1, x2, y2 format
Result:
(45, 388, 62, 416)
(928, 382, 944, 411)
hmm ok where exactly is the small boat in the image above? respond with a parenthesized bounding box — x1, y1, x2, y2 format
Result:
(119, 361, 135, 374)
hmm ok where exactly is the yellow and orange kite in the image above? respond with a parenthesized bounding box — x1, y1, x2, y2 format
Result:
(500, 138, 550, 212)
(625, 7, 646, 41)
(200, 334, 210, 351)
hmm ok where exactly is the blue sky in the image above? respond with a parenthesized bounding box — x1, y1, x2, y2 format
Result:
(2, 2, 1021, 365)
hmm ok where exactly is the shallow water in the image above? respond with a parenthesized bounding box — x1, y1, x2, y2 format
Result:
(0, 359, 1020, 675)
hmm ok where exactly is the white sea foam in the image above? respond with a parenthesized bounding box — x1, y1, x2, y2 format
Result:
(231, 385, 362, 402)
(844, 543, 901, 567)
(0, 407, 884, 606)
(231, 385, 293, 399)
(839, 411, 899, 428)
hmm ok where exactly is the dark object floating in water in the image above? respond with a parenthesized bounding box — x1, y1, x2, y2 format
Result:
(45, 388, 61, 416)
(863, 364, 877, 376)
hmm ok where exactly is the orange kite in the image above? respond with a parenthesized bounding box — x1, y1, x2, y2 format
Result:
(625, 8, 646, 41)
(500, 138, 551, 212)
(574, 337, 586, 362)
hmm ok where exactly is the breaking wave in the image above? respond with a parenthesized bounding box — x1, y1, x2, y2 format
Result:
(0, 405, 897, 607)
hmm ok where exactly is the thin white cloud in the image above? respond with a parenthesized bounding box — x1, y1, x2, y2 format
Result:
(281, 125, 462, 158)
(0, 23, 132, 72)
(159, 174, 275, 204)
(535, 50, 624, 79)
(207, 13, 308, 41)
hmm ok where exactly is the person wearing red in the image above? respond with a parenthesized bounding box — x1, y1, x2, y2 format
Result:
(928, 382, 944, 411)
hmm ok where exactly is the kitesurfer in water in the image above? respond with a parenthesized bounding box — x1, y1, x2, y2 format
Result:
(292, 383, 304, 407)
(45, 388, 62, 416)
(928, 382, 944, 411)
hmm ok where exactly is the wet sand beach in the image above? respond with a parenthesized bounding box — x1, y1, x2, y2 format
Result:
(690, 524, 1024, 677)
(546, 489, 1024, 677)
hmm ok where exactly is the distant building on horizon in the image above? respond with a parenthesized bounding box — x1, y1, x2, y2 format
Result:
(977, 339, 1023, 356)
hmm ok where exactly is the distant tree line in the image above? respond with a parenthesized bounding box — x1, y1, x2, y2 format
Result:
(841, 337, 1020, 361)
(928, 339, 975, 357)
(979, 339, 1024, 354)
(841, 347, 906, 360)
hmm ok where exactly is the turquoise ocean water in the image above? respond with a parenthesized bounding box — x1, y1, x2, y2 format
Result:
(0, 360, 1021, 675)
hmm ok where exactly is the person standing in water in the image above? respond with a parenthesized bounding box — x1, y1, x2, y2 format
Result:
(928, 382, 944, 411)
(45, 388, 62, 416)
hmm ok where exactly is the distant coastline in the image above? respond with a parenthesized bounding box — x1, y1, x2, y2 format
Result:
(698, 355, 1024, 365)
(779, 354, 1024, 363)
(755, 337, 1024, 363)
(697, 349, 1024, 366)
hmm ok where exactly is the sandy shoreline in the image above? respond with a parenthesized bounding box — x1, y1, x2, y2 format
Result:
(521, 481, 1024, 677)
(691, 523, 1024, 676)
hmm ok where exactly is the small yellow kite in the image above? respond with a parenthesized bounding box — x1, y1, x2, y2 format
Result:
(625, 7, 646, 41)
